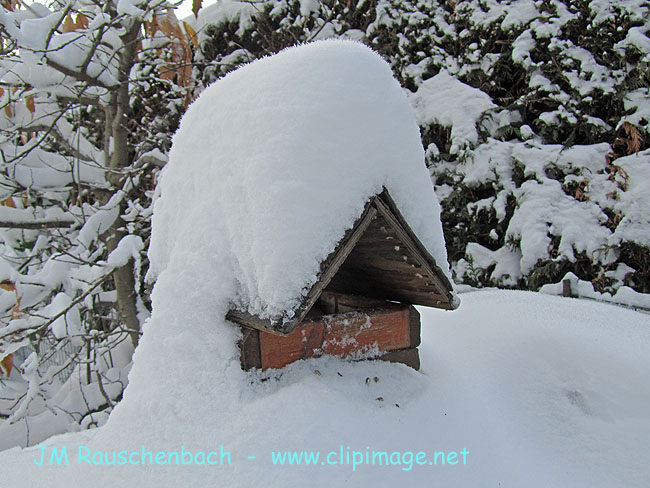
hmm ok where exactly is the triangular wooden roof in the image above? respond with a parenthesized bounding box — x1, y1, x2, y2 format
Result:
(227, 188, 456, 335)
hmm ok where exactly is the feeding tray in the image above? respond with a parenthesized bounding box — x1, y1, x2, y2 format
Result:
(228, 188, 456, 370)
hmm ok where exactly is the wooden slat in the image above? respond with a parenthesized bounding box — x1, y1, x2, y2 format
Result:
(376, 347, 420, 370)
(239, 327, 262, 370)
(257, 305, 417, 370)
(343, 254, 423, 272)
(373, 194, 453, 299)
(339, 262, 432, 285)
(282, 205, 378, 334)
(226, 310, 286, 336)
(408, 305, 421, 348)
(325, 266, 452, 309)
(317, 291, 396, 314)
(321, 308, 411, 356)
(259, 322, 325, 369)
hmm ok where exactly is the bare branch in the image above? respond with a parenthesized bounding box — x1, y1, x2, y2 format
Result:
(0, 272, 112, 341)
(44, 3, 73, 51)
(56, 94, 104, 107)
(95, 370, 114, 407)
(80, 24, 106, 74)
(14, 122, 97, 163)
(0, 219, 75, 229)
(44, 57, 115, 89)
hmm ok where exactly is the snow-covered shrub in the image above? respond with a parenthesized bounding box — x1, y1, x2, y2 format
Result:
(195, 0, 650, 297)
(0, 1, 195, 449)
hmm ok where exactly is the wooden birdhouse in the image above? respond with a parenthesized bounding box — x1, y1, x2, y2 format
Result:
(229, 188, 456, 371)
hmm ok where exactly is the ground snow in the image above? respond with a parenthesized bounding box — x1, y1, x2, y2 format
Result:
(1, 291, 648, 487)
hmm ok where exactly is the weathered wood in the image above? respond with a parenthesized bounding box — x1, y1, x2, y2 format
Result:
(320, 308, 411, 356)
(332, 263, 441, 290)
(342, 252, 423, 270)
(326, 267, 452, 309)
(255, 305, 418, 370)
(317, 291, 397, 314)
(375, 347, 420, 370)
(322, 197, 454, 309)
(239, 327, 262, 370)
(373, 194, 452, 298)
(283, 205, 379, 334)
(562, 279, 573, 298)
(227, 187, 456, 335)
(226, 310, 286, 336)
(408, 305, 421, 348)
(259, 322, 325, 369)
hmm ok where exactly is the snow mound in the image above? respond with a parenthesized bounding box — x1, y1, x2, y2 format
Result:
(1, 291, 649, 487)
(43, 40, 452, 478)
(149, 38, 450, 323)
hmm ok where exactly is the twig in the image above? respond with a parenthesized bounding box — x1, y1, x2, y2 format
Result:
(0, 220, 75, 229)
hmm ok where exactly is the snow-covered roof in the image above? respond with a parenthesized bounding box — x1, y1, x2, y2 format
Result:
(228, 188, 457, 334)
(149, 39, 454, 325)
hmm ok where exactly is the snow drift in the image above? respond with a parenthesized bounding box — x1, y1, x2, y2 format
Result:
(67, 38, 452, 467)
(148, 38, 451, 323)
(1, 290, 649, 488)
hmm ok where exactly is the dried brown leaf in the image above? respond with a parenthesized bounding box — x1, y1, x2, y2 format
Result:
(183, 21, 198, 49)
(622, 121, 643, 154)
(159, 10, 183, 41)
(0, 353, 13, 377)
(0, 279, 15, 292)
(25, 94, 34, 114)
(574, 180, 589, 202)
(1, 0, 20, 12)
(62, 14, 76, 33)
(192, 0, 202, 18)
(75, 13, 88, 30)
(606, 163, 629, 191)
(1, 197, 15, 208)
(11, 296, 21, 319)
(605, 151, 618, 165)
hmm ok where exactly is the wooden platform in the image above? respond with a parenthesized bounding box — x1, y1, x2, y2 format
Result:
(239, 295, 421, 370)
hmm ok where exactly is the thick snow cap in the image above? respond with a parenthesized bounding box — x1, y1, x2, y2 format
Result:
(149, 39, 453, 323)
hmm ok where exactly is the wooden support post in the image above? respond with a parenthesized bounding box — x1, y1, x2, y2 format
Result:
(376, 348, 420, 370)
(562, 279, 573, 298)
(239, 327, 262, 370)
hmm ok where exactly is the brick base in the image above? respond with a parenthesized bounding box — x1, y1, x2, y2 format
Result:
(239, 303, 421, 370)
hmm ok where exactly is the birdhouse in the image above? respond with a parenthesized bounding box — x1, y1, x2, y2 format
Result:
(229, 188, 456, 371)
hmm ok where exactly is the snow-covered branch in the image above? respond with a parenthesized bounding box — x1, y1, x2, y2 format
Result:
(0, 0, 189, 448)
(0, 219, 75, 229)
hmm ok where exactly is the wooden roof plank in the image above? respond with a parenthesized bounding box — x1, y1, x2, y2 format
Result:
(227, 187, 456, 334)
(280, 204, 378, 334)
(372, 190, 454, 299)
(226, 310, 287, 336)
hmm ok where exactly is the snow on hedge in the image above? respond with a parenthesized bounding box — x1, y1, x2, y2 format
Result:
(194, 0, 650, 304)
(148, 38, 451, 323)
(409, 71, 496, 155)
